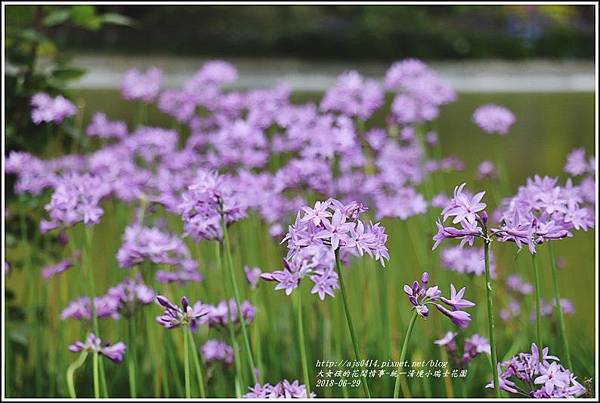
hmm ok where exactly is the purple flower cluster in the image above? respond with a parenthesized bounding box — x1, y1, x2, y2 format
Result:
(200, 299, 256, 330)
(320, 70, 384, 120)
(120, 67, 162, 102)
(155, 295, 209, 332)
(201, 339, 234, 366)
(244, 379, 315, 399)
(472, 104, 515, 135)
(529, 298, 575, 321)
(403, 272, 474, 328)
(486, 343, 585, 398)
(31, 93, 77, 124)
(434, 331, 490, 366)
(433, 183, 487, 250)
(564, 148, 595, 177)
(499, 274, 533, 322)
(178, 170, 247, 241)
(86, 112, 128, 139)
(385, 59, 456, 125)
(262, 199, 389, 300)
(440, 246, 496, 278)
(493, 175, 593, 253)
(116, 224, 202, 284)
(244, 265, 262, 289)
(61, 275, 153, 321)
(41, 173, 111, 232)
(68, 333, 126, 363)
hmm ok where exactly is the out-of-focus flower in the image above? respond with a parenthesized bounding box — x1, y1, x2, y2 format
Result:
(68, 333, 126, 363)
(243, 266, 262, 289)
(86, 112, 128, 139)
(477, 161, 496, 180)
(121, 67, 162, 102)
(243, 379, 315, 398)
(321, 70, 384, 120)
(31, 93, 76, 124)
(440, 246, 495, 277)
(472, 104, 515, 135)
(42, 258, 75, 279)
(201, 339, 234, 365)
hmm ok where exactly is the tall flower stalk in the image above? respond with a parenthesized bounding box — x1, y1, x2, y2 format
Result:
(394, 310, 418, 398)
(294, 290, 311, 396)
(548, 242, 572, 369)
(531, 253, 543, 362)
(335, 250, 371, 398)
(483, 238, 500, 396)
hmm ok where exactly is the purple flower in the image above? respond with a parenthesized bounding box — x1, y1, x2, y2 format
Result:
(472, 104, 515, 135)
(61, 295, 121, 321)
(121, 67, 162, 102)
(106, 274, 155, 316)
(42, 173, 110, 232)
(68, 333, 126, 363)
(440, 246, 495, 277)
(477, 161, 496, 180)
(403, 272, 473, 328)
(42, 258, 74, 279)
(320, 70, 384, 120)
(243, 266, 262, 289)
(485, 343, 584, 398)
(564, 148, 590, 176)
(201, 339, 234, 366)
(178, 170, 247, 242)
(31, 93, 77, 124)
(442, 183, 486, 225)
(434, 331, 458, 352)
(243, 379, 315, 398)
(86, 112, 128, 139)
(155, 295, 209, 331)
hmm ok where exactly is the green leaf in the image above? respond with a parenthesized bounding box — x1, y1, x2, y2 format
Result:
(70, 5, 101, 30)
(43, 8, 70, 27)
(52, 67, 86, 81)
(100, 13, 135, 27)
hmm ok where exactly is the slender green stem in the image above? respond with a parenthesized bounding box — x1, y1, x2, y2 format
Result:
(531, 253, 543, 361)
(334, 251, 371, 398)
(187, 327, 207, 398)
(548, 242, 572, 369)
(183, 328, 191, 398)
(484, 240, 501, 398)
(393, 310, 417, 398)
(216, 240, 243, 396)
(127, 317, 137, 398)
(66, 352, 88, 399)
(221, 217, 259, 384)
(295, 290, 311, 395)
(92, 351, 100, 398)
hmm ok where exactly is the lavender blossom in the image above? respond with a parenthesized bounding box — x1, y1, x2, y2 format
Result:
(320, 70, 384, 120)
(403, 272, 474, 328)
(155, 295, 210, 332)
(243, 379, 315, 398)
(243, 266, 262, 289)
(121, 67, 162, 102)
(485, 343, 585, 398)
(472, 104, 515, 135)
(440, 246, 496, 277)
(41, 258, 74, 279)
(68, 333, 126, 363)
(201, 339, 234, 366)
(86, 112, 128, 139)
(31, 93, 76, 124)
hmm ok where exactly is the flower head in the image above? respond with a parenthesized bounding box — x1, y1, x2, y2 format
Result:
(472, 104, 515, 135)
(68, 333, 126, 363)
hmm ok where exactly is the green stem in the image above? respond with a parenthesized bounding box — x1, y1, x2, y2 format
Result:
(187, 327, 207, 398)
(484, 240, 501, 398)
(183, 328, 191, 398)
(531, 253, 543, 361)
(295, 290, 311, 395)
(221, 217, 259, 384)
(334, 250, 371, 398)
(393, 310, 417, 398)
(216, 240, 243, 396)
(127, 317, 137, 398)
(66, 352, 88, 399)
(92, 351, 100, 398)
(548, 242, 572, 369)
